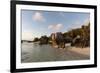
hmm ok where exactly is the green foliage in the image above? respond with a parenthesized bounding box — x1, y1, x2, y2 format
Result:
(33, 22, 90, 47)
(63, 22, 90, 47)
(63, 22, 90, 39)
(39, 35, 49, 44)
(33, 37, 39, 42)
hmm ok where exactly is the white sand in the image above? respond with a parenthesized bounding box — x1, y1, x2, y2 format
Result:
(67, 47, 90, 56)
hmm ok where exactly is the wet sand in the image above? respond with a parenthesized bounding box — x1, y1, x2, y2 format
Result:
(61, 47, 90, 60)
(66, 47, 90, 56)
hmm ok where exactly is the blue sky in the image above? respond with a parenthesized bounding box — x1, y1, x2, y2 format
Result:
(21, 10, 90, 40)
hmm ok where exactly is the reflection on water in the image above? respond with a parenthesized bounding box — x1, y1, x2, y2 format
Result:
(21, 42, 89, 63)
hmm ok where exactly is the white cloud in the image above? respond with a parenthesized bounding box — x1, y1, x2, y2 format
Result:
(48, 23, 63, 31)
(83, 18, 90, 25)
(33, 12, 45, 22)
(73, 18, 90, 29)
(72, 22, 82, 30)
(68, 18, 90, 31)
(22, 32, 34, 40)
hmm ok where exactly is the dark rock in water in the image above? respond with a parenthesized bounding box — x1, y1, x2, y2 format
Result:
(71, 35, 90, 48)
(39, 35, 49, 45)
(64, 36, 72, 43)
(51, 32, 65, 48)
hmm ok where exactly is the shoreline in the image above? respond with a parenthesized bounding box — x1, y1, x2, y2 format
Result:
(65, 47, 90, 56)
(21, 43, 90, 63)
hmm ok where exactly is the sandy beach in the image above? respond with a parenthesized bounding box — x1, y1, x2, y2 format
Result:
(58, 46, 90, 60)
(66, 47, 90, 56)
